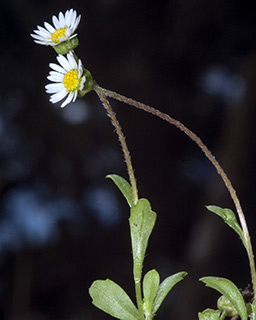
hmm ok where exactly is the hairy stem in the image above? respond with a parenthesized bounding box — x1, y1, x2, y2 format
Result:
(95, 90, 139, 205)
(95, 89, 143, 318)
(96, 85, 256, 300)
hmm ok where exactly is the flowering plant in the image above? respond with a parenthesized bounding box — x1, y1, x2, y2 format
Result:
(32, 9, 256, 320)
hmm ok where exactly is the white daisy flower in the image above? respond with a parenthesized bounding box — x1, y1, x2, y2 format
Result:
(31, 9, 81, 46)
(45, 52, 86, 108)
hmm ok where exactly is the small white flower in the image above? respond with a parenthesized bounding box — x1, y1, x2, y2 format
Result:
(45, 52, 86, 108)
(31, 9, 81, 46)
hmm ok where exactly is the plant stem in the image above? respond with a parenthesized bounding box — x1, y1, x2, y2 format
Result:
(95, 85, 256, 301)
(95, 89, 143, 318)
(135, 278, 144, 319)
(95, 89, 139, 205)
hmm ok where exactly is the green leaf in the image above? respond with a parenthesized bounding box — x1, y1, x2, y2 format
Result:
(200, 276, 247, 320)
(152, 271, 188, 315)
(89, 279, 140, 320)
(198, 309, 221, 320)
(206, 205, 245, 247)
(143, 269, 160, 318)
(129, 199, 157, 281)
(107, 174, 134, 207)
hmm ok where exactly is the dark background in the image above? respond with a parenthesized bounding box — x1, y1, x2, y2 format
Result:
(1, 0, 256, 319)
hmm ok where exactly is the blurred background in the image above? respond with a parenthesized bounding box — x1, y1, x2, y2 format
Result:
(1, 0, 256, 319)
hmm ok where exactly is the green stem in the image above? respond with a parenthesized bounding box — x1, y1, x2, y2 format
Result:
(95, 89, 139, 205)
(95, 85, 256, 302)
(135, 278, 145, 319)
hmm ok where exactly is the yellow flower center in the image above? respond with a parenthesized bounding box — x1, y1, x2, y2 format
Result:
(63, 70, 79, 91)
(51, 28, 67, 44)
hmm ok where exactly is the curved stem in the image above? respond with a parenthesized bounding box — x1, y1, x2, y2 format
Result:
(95, 85, 256, 299)
(95, 89, 139, 205)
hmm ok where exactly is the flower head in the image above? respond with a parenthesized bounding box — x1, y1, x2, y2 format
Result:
(31, 9, 80, 47)
(45, 52, 86, 108)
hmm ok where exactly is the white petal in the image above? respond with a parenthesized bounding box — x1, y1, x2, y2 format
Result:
(44, 22, 55, 33)
(79, 76, 86, 90)
(31, 33, 42, 40)
(69, 10, 76, 28)
(49, 71, 64, 80)
(71, 15, 81, 31)
(49, 63, 66, 74)
(31, 34, 46, 40)
(65, 9, 72, 25)
(67, 52, 77, 69)
(52, 15, 60, 29)
(33, 33, 50, 41)
(50, 89, 67, 103)
(72, 90, 78, 102)
(47, 73, 64, 83)
(45, 83, 64, 93)
(33, 29, 49, 37)
(32, 30, 41, 36)
(61, 92, 74, 108)
(69, 9, 76, 25)
(37, 26, 50, 35)
(33, 40, 50, 45)
(58, 12, 65, 26)
(47, 74, 63, 82)
(77, 60, 83, 76)
(69, 33, 77, 41)
(57, 55, 70, 71)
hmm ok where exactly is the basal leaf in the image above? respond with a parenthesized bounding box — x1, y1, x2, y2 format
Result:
(143, 269, 160, 318)
(198, 308, 221, 320)
(152, 271, 188, 315)
(200, 276, 247, 320)
(107, 174, 134, 207)
(129, 199, 157, 281)
(206, 205, 245, 247)
(89, 279, 140, 320)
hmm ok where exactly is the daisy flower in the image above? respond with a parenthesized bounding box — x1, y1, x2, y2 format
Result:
(45, 52, 86, 108)
(31, 9, 81, 46)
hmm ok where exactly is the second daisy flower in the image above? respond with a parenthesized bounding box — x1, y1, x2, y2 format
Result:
(45, 52, 86, 108)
